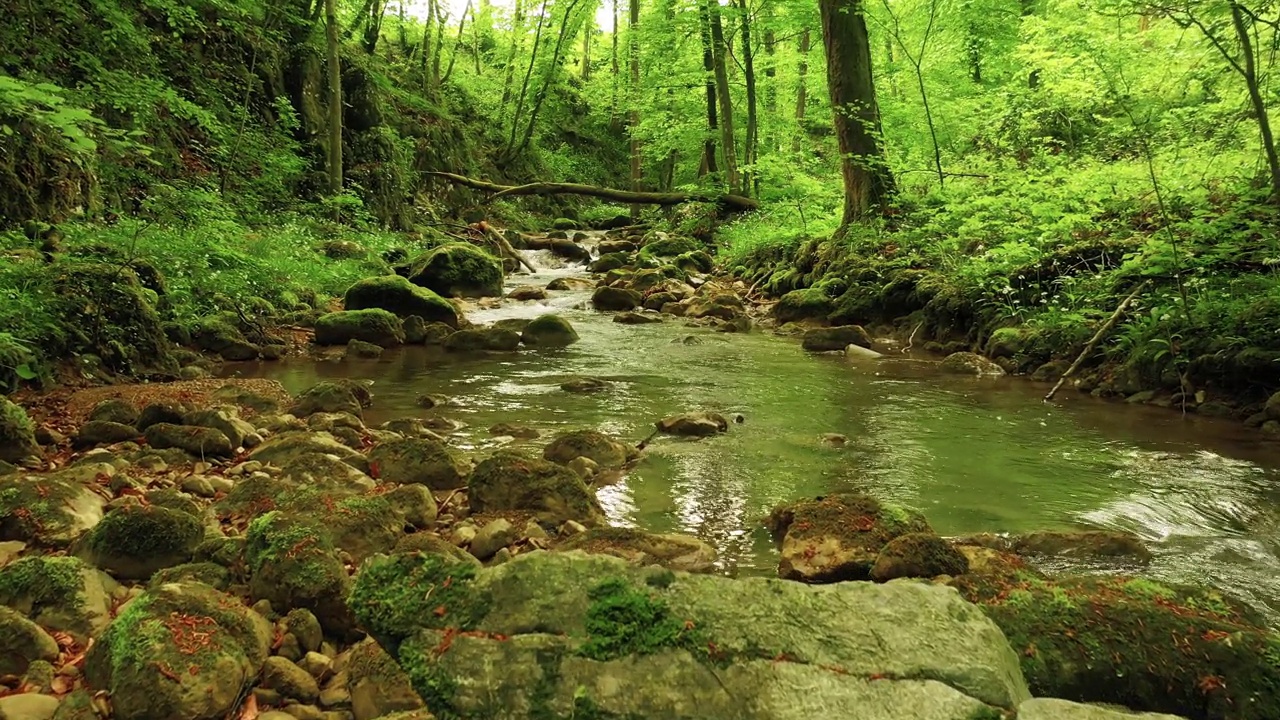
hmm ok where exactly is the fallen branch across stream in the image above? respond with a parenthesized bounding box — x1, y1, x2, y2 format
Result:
(424, 172, 760, 212)
(1044, 280, 1151, 402)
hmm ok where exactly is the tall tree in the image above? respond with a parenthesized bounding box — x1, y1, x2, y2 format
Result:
(499, 0, 526, 111)
(699, 0, 721, 176)
(708, 0, 739, 192)
(819, 0, 893, 225)
(738, 0, 759, 194)
(629, 0, 642, 217)
(325, 0, 343, 195)
(794, 26, 810, 152)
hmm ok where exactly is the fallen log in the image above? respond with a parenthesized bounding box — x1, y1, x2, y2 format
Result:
(425, 172, 759, 212)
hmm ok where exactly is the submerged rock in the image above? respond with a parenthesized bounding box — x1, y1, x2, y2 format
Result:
(469, 451, 606, 525)
(560, 376, 610, 393)
(344, 275, 460, 327)
(406, 243, 504, 298)
(767, 493, 931, 583)
(959, 530, 1152, 564)
(543, 430, 634, 469)
(443, 328, 521, 353)
(520, 314, 579, 347)
(939, 352, 1006, 376)
(556, 527, 717, 573)
(802, 325, 872, 351)
(314, 309, 405, 347)
(614, 311, 663, 325)
(656, 412, 728, 437)
(348, 551, 1031, 719)
(85, 581, 272, 720)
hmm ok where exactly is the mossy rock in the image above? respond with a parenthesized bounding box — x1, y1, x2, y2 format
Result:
(274, 487, 403, 563)
(0, 398, 40, 462)
(344, 638, 428, 719)
(521, 314, 579, 348)
(442, 327, 521, 353)
(628, 268, 668, 293)
(347, 338, 384, 358)
(289, 380, 370, 418)
(344, 275, 460, 328)
(0, 604, 59, 675)
(143, 423, 235, 458)
(407, 243, 504, 298)
(551, 218, 579, 230)
(870, 532, 969, 581)
(984, 327, 1033, 359)
(640, 234, 699, 257)
(801, 325, 872, 351)
(774, 287, 837, 324)
(149, 562, 233, 591)
(248, 430, 370, 475)
(556, 527, 718, 573)
(314, 309, 405, 347)
(394, 533, 481, 567)
(469, 450, 606, 525)
(591, 286, 642, 311)
(952, 573, 1280, 720)
(88, 398, 139, 426)
(136, 401, 187, 431)
(0, 470, 106, 547)
(590, 253, 630, 273)
(245, 512, 354, 636)
(419, 321, 456, 345)
(184, 408, 255, 449)
(766, 493, 931, 583)
(349, 552, 490, 650)
(50, 263, 177, 376)
(684, 293, 746, 320)
(369, 437, 471, 490)
(674, 250, 713, 274)
(543, 430, 633, 469)
(0, 555, 115, 639)
(79, 505, 204, 580)
(84, 581, 272, 720)
(191, 315, 251, 354)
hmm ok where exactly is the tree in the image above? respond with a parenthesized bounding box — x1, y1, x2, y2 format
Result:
(699, 0, 721, 176)
(793, 26, 810, 152)
(325, 0, 343, 195)
(819, 0, 894, 225)
(738, 0, 759, 195)
(629, 0, 642, 217)
(708, 0, 739, 193)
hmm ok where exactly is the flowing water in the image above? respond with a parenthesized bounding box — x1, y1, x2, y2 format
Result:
(234, 235, 1280, 622)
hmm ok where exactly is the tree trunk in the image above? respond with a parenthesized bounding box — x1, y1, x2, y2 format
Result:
(325, 0, 343, 195)
(818, 0, 893, 225)
(507, 0, 550, 154)
(420, 0, 436, 80)
(432, 0, 447, 84)
(398, 0, 409, 55)
(1230, 2, 1280, 202)
(738, 0, 758, 196)
(629, 0, 642, 218)
(362, 0, 386, 54)
(699, 0, 720, 176)
(582, 16, 591, 80)
(499, 0, 524, 111)
(763, 28, 777, 115)
(794, 27, 810, 152)
(611, 0, 620, 127)
(442, 0, 471, 84)
(425, 172, 759, 210)
(513, 0, 585, 157)
(708, 0, 738, 193)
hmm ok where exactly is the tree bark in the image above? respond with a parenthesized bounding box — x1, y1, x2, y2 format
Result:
(708, 0, 738, 193)
(425, 172, 759, 210)
(793, 27, 810, 152)
(432, 0, 447, 84)
(698, 0, 720, 176)
(629, 0, 642, 218)
(738, 0, 758, 196)
(442, 0, 471, 84)
(1230, 1, 1280, 202)
(819, 0, 893, 225)
(499, 0, 524, 111)
(325, 0, 343, 195)
(581, 14, 591, 80)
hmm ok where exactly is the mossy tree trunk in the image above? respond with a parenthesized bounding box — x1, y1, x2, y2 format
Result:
(325, 0, 343, 195)
(629, 0, 642, 219)
(698, 0, 719, 178)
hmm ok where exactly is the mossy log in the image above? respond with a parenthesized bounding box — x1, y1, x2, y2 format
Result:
(425, 172, 759, 212)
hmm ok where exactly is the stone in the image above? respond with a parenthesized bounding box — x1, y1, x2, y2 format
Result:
(368, 437, 470, 490)
(0, 470, 107, 548)
(845, 344, 883, 360)
(285, 609, 325, 654)
(488, 423, 539, 439)
(546, 277, 594, 292)
(870, 532, 970, 582)
(73, 420, 138, 448)
(591, 286, 642, 311)
(520, 315, 579, 347)
(382, 484, 438, 528)
(185, 408, 255, 449)
(683, 293, 745, 321)
(442, 328, 521, 353)
(767, 493, 931, 583)
(549, 238, 591, 263)
(0, 398, 40, 463)
(1015, 699, 1186, 720)
(939, 352, 1006, 376)
(802, 325, 872, 351)
(299, 651, 333, 679)
(469, 451, 606, 525)
(249, 431, 370, 474)
(0, 605, 60, 674)
(406, 243, 504, 298)
(393, 533, 482, 567)
(565, 456, 598, 480)
(344, 639, 425, 720)
(507, 285, 548, 301)
(557, 527, 717, 573)
(84, 581, 272, 720)
(78, 505, 204, 580)
(245, 513, 354, 637)
(135, 402, 186, 431)
(543, 430, 633, 469)
(0, 556, 115, 640)
(143, 423, 234, 458)
(262, 656, 321, 703)
(349, 552, 1031, 718)
(345, 339, 383, 359)
(88, 398, 138, 426)
(314, 309, 404, 347)
(1011, 530, 1152, 563)
(613, 311, 663, 325)
(656, 412, 728, 437)
(560, 377, 610, 393)
(0, 693, 61, 720)
(343, 275, 459, 327)
(469, 519, 518, 561)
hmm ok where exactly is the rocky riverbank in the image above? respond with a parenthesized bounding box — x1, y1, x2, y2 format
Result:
(1, 224, 1277, 720)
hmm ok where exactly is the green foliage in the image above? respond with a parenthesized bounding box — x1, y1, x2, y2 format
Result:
(578, 579, 706, 662)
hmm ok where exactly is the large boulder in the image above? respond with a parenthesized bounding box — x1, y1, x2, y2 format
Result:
(289, 380, 372, 418)
(249, 431, 370, 474)
(0, 398, 40, 462)
(347, 551, 1031, 719)
(953, 573, 1280, 720)
(549, 238, 592, 263)
(315, 309, 405, 347)
(407, 243, 504, 298)
(0, 555, 116, 639)
(0, 605, 59, 675)
(469, 451, 606, 525)
(0, 468, 108, 547)
(767, 493, 931, 583)
(245, 512, 354, 636)
(84, 581, 272, 720)
(556, 528, 717, 573)
(74, 420, 138, 448)
(143, 423, 235, 458)
(184, 408, 256, 449)
(939, 352, 1006, 376)
(1016, 699, 1185, 720)
(442, 328, 521, 353)
(78, 505, 205, 580)
(543, 430, 634, 469)
(344, 275, 460, 328)
(802, 325, 872, 351)
(368, 437, 471, 490)
(345, 638, 427, 720)
(683, 293, 745, 321)
(521, 315, 579, 347)
(592, 287, 642, 311)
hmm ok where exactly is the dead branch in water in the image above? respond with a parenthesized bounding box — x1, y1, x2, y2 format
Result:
(1044, 280, 1151, 402)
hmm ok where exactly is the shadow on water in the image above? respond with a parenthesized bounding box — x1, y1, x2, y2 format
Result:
(230, 249, 1280, 621)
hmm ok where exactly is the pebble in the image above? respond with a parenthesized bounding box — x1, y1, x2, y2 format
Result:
(285, 609, 324, 653)
(523, 520, 549, 542)
(299, 651, 333, 680)
(252, 599, 275, 619)
(180, 475, 217, 497)
(450, 525, 477, 547)
(469, 519, 516, 561)
(0, 693, 60, 720)
(491, 547, 513, 565)
(262, 656, 320, 703)
(318, 684, 352, 709)
(132, 455, 168, 471)
(559, 520, 587, 537)
(276, 632, 303, 662)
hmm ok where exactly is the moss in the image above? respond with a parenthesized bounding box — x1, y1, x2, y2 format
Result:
(0, 398, 39, 462)
(85, 505, 204, 578)
(469, 450, 605, 523)
(521, 314, 579, 348)
(350, 552, 489, 645)
(543, 430, 629, 468)
(244, 511, 347, 602)
(774, 287, 837, 323)
(49, 263, 176, 375)
(314, 308, 405, 346)
(397, 633, 462, 720)
(870, 532, 969, 581)
(674, 250, 713, 274)
(0, 555, 86, 611)
(0, 476, 88, 545)
(149, 562, 232, 590)
(407, 243, 503, 298)
(344, 275, 459, 327)
(640, 235, 699, 258)
(952, 573, 1280, 719)
(577, 579, 707, 662)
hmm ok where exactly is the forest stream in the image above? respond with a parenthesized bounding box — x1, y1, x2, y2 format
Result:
(233, 232, 1280, 623)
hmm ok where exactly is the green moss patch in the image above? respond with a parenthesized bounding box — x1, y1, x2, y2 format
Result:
(407, 243, 503, 298)
(350, 552, 490, 646)
(344, 275, 460, 328)
(578, 579, 707, 662)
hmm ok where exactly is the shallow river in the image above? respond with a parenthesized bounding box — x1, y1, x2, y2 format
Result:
(235, 242, 1280, 621)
